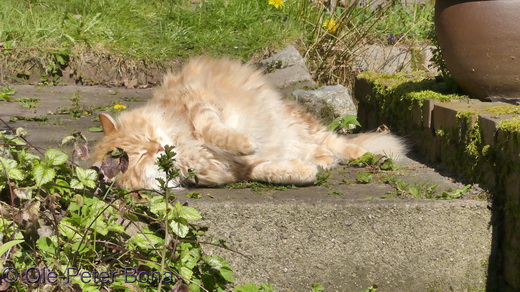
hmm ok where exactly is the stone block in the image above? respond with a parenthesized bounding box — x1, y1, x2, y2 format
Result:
(432, 100, 501, 131)
(292, 85, 357, 124)
(265, 65, 316, 95)
(422, 99, 437, 129)
(261, 46, 316, 94)
(260, 45, 306, 69)
(478, 114, 516, 147)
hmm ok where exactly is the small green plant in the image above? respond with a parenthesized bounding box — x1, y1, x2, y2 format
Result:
(360, 284, 378, 292)
(310, 283, 325, 292)
(234, 282, 276, 292)
(327, 114, 361, 133)
(16, 97, 40, 109)
(350, 152, 398, 171)
(356, 172, 373, 184)
(225, 181, 296, 194)
(314, 171, 332, 187)
(0, 124, 258, 291)
(0, 85, 17, 101)
(437, 184, 471, 200)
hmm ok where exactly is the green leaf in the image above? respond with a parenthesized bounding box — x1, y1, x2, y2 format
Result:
(0, 239, 24, 258)
(33, 164, 56, 186)
(186, 192, 202, 199)
(339, 115, 361, 128)
(356, 172, 373, 184)
(408, 186, 420, 197)
(170, 218, 190, 238)
(310, 283, 325, 292)
(131, 232, 163, 249)
(234, 283, 259, 292)
(70, 178, 84, 189)
(380, 158, 397, 171)
(326, 121, 340, 131)
(179, 266, 193, 280)
(44, 149, 68, 166)
(92, 218, 108, 236)
(61, 135, 76, 145)
(36, 237, 57, 255)
(88, 126, 103, 132)
(107, 224, 125, 233)
(0, 157, 24, 181)
(206, 255, 235, 283)
(75, 167, 97, 188)
(180, 206, 202, 221)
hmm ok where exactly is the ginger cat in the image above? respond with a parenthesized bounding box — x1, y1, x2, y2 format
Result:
(92, 57, 406, 190)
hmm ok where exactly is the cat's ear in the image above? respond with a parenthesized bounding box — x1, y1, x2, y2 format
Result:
(98, 113, 118, 135)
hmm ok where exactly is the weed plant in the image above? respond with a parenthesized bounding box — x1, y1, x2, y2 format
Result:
(0, 123, 242, 291)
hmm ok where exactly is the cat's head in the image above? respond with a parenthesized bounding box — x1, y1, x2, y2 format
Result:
(92, 112, 178, 190)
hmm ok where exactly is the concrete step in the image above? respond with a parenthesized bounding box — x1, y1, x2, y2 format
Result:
(0, 84, 494, 291)
(179, 181, 491, 291)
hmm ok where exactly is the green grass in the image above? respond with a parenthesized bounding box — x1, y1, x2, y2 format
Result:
(0, 0, 435, 83)
(0, 0, 306, 61)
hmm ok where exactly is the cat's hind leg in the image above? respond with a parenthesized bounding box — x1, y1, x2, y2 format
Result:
(248, 160, 318, 185)
(189, 103, 256, 155)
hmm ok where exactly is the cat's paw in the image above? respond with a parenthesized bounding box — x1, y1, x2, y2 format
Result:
(237, 138, 257, 155)
(310, 146, 336, 170)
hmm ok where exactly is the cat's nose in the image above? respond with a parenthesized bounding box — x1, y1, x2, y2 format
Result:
(157, 144, 165, 153)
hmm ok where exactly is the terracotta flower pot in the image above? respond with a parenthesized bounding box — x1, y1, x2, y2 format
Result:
(434, 0, 520, 101)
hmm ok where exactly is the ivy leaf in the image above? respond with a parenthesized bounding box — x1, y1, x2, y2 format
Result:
(44, 149, 68, 166)
(33, 164, 56, 187)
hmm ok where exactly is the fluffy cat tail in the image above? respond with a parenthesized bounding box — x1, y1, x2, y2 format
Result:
(348, 132, 408, 161)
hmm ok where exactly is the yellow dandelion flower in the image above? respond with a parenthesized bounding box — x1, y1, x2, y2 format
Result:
(269, 0, 285, 9)
(113, 104, 127, 111)
(323, 18, 339, 33)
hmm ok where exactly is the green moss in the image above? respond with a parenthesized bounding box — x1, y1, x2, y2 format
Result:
(357, 71, 465, 104)
(357, 71, 424, 91)
(405, 90, 459, 103)
(486, 105, 520, 115)
(498, 116, 520, 133)
(456, 110, 478, 120)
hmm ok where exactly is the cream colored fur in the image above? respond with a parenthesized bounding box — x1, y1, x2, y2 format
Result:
(92, 57, 406, 190)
